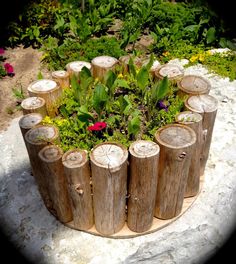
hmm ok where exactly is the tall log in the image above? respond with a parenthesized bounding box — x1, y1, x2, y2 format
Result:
(39, 145, 73, 223)
(27, 79, 62, 117)
(154, 124, 196, 219)
(90, 142, 128, 235)
(51, 70, 70, 89)
(24, 125, 60, 214)
(185, 94, 218, 175)
(127, 140, 160, 233)
(177, 75, 211, 98)
(21, 96, 47, 117)
(176, 111, 203, 197)
(19, 113, 43, 139)
(155, 63, 184, 82)
(91, 56, 118, 81)
(66, 61, 91, 78)
(62, 149, 94, 230)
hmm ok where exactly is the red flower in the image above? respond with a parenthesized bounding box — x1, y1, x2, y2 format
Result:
(4, 63, 14, 74)
(88, 122, 107, 131)
(0, 48, 4, 55)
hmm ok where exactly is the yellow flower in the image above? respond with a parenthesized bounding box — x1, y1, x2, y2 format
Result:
(162, 51, 170, 57)
(42, 115, 53, 124)
(190, 55, 198, 63)
(117, 73, 123, 78)
(198, 54, 205, 62)
(40, 53, 49, 61)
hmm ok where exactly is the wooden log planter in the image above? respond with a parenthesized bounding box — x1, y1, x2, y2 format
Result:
(21, 96, 47, 117)
(19, 55, 218, 238)
(51, 70, 70, 89)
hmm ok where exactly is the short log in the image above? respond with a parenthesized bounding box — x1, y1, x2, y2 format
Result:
(66, 61, 91, 78)
(62, 149, 94, 230)
(90, 142, 128, 235)
(154, 63, 184, 82)
(39, 145, 73, 223)
(19, 113, 43, 139)
(154, 124, 196, 219)
(21, 96, 47, 117)
(176, 111, 203, 197)
(24, 125, 60, 214)
(127, 140, 160, 233)
(185, 94, 218, 175)
(27, 79, 62, 117)
(51, 70, 70, 89)
(91, 55, 118, 81)
(177, 75, 211, 98)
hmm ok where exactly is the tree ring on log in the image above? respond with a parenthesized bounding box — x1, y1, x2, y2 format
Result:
(185, 94, 218, 113)
(66, 61, 91, 76)
(91, 56, 118, 68)
(21, 97, 46, 110)
(28, 79, 58, 93)
(176, 111, 202, 124)
(62, 149, 88, 168)
(19, 113, 43, 130)
(129, 140, 160, 158)
(155, 63, 184, 80)
(39, 145, 63, 163)
(52, 70, 69, 78)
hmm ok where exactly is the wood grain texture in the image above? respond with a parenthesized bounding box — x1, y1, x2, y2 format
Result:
(21, 97, 47, 117)
(27, 79, 62, 117)
(155, 63, 184, 81)
(52, 70, 70, 89)
(91, 56, 118, 81)
(90, 142, 128, 235)
(184, 94, 218, 175)
(127, 140, 160, 232)
(39, 145, 73, 223)
(176, 111, 203, 197)
(62, 149, 94, 230)
(154, 124, 196, 219)
(24, 125, 60, 214)
(19, 113, 43, 139)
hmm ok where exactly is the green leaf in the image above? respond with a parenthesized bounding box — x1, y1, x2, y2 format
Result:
(77, 105, 95, 124)
(104, 70, 117, 91)
(119, 95, 132, 115)
(92, 84, 108, 114)
(152, 76, 169, 102)
(184, 25, 199, 32)
(128, 116, 141, 137)
(70, 74, 81, 102)
(37, 71, 44, 80)
(137, 67, 149, 90)
(114, 79, 130, 89)
(206, 27, 216, 44)
(145, 53, 154, 71)
(128, 57, 136, 77)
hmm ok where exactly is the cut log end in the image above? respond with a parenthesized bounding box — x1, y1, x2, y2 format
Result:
(185, 94, 218, 113)
(90, 142, 128, 170)
(155, 64, 184, 80)
(155, 124, 196, 149)
(25, 125, 59, 145)
(91, 56, 118, 69)
(38, 145, 63, 163)
(21, 97, 46, 110)
(176, 111, 202, 124)
(129, 140, 160, 158)
(52, 70, 69, 78)
(28, 79, 58, 93)
(19, 113, 43, 130)
(62, 149, 88, 168)
(178, 75, 211, 95)
(66, 61, 91, 75)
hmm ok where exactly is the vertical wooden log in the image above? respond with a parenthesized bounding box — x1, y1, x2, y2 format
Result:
(177, 75, 211, 98)
(185, 94, 218, 175)
(21, 96, 47, 117)
(66, 61, 92, 78)
(51, 70, 70, 89)
(62, 149, 94, 230)
(127, 140, 160, 233)
(19, 113, 43, 140)
(91, 56, 118, 81)
(176, 111, 203, 197)
(154, 124, 196, 219)
(154, 63, 184, 82)
(90, 142, 128, 235)
(38, 145, 73, 223)
(24, 125, 60, 214)
(27, 79, 62, 117)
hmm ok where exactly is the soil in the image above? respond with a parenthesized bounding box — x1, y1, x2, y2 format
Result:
(0, 45, 50, 131)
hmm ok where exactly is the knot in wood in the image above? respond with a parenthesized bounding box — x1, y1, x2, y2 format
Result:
(75, 184, 84, 195)
(177, 152, 187, 161)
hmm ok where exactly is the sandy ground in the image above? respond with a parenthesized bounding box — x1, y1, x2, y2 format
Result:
(0, 45, 50, 131)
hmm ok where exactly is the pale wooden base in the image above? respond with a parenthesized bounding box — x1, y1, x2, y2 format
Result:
(64, 174, 204, 239)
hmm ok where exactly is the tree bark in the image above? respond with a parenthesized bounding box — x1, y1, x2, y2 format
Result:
(90, 142, 128, 235)
(91, 56, 118, 81)
(154, 124, 196, 219)
(184, 94, 218, 175)
(21, 96, 47, 117)
(62, 149, 94, 230)
(52, 70, 70, 90)
(39, 145, 73, 223)
(176, 111, 203, 197)
(27, 79, 62, 117)
(66, 61, 91, 78)
(177, 74, 211, 98)
(24, 125, 60, 215)
(127, 140, 160, 233)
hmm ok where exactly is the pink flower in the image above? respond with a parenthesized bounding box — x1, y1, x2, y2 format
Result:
(0, 48, 4, 55)
(88, 122, 107, 131)
(4, 63, 14, 74)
